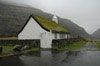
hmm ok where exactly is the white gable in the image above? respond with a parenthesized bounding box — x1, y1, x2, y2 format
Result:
(18, 17, 47, 39)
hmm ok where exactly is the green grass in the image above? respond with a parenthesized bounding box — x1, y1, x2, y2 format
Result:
(96, 42, 100, 50)
(59, 41, 86, 50)
(2, 46, 13, 54)
(22, 48, 39, 52)
(32, 14, 68, 33)
(0, 45, 39, 58)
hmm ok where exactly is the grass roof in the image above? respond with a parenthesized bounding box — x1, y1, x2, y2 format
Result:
(32, 14, 69, 33)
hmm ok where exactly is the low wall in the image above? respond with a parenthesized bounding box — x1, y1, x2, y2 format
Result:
(0, 38, 84, 49)
(0, 40, 40, 48)
(52, 38, 83, 48)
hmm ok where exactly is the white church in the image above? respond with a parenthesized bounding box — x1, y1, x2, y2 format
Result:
(18, 14, 70, 48)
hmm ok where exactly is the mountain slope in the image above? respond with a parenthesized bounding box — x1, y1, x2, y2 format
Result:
(92, 28, 100, 39)
(58, 17, 90, 38)
(0, 2, 90, 38)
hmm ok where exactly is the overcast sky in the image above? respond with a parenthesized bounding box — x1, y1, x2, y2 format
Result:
(1, 0, 100, 34)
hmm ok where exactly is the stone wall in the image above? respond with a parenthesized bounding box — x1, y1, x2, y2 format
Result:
(0, 40, 40, 48)
(52, 38, 83, 48)
(0, 37, 84, 49)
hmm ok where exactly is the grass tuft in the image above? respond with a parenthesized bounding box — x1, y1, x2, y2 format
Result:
(96, 42, 100, 50)
(59, 41, 86, 50)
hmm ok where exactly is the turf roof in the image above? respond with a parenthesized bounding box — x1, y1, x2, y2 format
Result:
(32, 14, 69, 34)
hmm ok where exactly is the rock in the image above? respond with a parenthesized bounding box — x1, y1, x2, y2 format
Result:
(23, 45, 29, 50)
(13, 45, 22, 51)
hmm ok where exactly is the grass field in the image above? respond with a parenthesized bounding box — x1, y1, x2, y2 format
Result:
(59, 41, 86, 50)
(2, 46, 13, 54)
(0, 45, 39, 57)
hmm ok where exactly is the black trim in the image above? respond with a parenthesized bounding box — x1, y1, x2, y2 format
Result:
(17, 15, 69, 35)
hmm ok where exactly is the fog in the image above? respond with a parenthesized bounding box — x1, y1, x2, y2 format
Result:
(1, 0, 100, 34)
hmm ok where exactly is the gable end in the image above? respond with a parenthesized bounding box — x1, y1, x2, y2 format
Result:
(17, 15, 50, 36)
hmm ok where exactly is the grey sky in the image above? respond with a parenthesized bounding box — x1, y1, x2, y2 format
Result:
(1, 0, 100, 34)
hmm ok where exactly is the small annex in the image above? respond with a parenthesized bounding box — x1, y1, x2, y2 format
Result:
(18, 14, 70, 48)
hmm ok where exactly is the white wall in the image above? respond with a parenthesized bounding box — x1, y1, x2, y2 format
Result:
(52, 33, 69, 39)
(18, 17, 47, 39)
(18, 17, 53, 48)
(60, 34, 67, 39)
(57, 34, 60, 39)
(66, 34, 68, 39)
(68, 34, 70, 38)
(52, 33, 55, 39)
(52, 33, 60, 39)
(40, 32, 52, 48)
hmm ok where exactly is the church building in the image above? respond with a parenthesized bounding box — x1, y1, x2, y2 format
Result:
(18, 14, 70, 48)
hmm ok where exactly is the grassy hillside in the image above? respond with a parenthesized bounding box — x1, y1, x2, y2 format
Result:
(92, 28, 100, 40)
(0, 2, 90, 38)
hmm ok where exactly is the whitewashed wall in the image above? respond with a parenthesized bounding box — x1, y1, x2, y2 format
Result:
(18, 17, 47, 39)
(68, 34, 70, 38)
(57, 34, 60, 39)
(60, 34, 67, 39)
(66, 34, 68, 38)
(18, 17, 53, 48)
(41, 32, 52, 48)
(52, 33, 55, 39)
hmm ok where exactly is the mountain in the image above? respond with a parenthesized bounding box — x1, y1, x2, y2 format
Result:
(92, 28, 100, 39)
(58, 18, 91, 38)
(0, 2, 90, 38)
